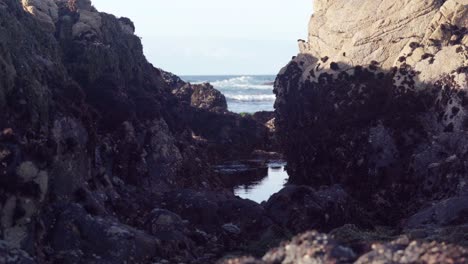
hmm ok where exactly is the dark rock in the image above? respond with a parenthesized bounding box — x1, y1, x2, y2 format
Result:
(222, 231, 357, 264)
(160, 69, 186, 89)
(274, 56, 468, 225)
(0, 240, 36, 264)
(144, 208, 186, 234)
(262, 231, 357, 263)
(191, 83, 228, 112)
(42, 203, 160, 263)
(264, 185, 370, 233)
(355, 236, 468, 264)
(405, 195, 468, 229)
(222, 223, 241, 235)
(0, 0, 273, 262)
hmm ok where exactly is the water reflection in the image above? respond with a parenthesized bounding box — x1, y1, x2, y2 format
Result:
(234, 162, 288, 203)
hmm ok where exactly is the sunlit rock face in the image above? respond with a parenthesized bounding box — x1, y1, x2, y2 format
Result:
(275, 0, 467, 223)
(21, 0, 59, 31)
(302, 0, 443, 68)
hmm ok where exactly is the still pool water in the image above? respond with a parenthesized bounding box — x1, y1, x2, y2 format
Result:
(234, 162, 288, 203)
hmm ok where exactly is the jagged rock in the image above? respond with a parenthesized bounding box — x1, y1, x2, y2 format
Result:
(405, 195, 468, 229)
(160, 69, 186, 90)
(1, 0, 270, 262)
(42, 203, 162, 263)
(71, 9, 102, 39)
(302, 0, 444, 69)
(355, 236, 468, 264)
(173, 83, 228, 112)
(275, 0, 468, 226)
(21, 0, 58, 32)
(118, 17, 135, 34)
(0, 240, 35, 264)
(223, 231, 468, 264)
(221, 231, 357, 264)
(264, 185, 369, 233)
(144, 208, 186, 234)
(222, 223, 241, 235)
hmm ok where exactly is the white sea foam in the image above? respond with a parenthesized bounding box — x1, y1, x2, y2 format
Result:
(226, 94, 276, 102)
(210, 76, 273, 90)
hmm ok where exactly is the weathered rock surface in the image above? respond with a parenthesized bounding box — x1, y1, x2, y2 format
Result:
(173, 82, 228, 112)
(4, 0, 467, 262)
(405, 194, 468, 229)
(264, 185, 369, 234)
(0, 0, 276, 263)
(0, 240, 35, 264)
(276, 0, 468, 225)
(355, 236, 468, 264)
(263, 0, 468, 262)
(301, 0, 466, 69)
(223, 231, 468, 264)
(160, 69, 186, 90)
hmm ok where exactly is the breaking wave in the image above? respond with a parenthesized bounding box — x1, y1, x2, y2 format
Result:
(210, 76, 273, 90)
(226, 94, 276, 102)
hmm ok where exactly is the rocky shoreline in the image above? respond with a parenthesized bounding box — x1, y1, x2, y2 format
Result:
(0, 0, 467, 263)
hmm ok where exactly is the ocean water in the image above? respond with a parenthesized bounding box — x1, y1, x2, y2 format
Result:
(181, 75, 276, 113)
(233, 162, 288, 203)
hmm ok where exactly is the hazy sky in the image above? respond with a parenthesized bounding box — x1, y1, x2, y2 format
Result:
(92, 0, 312, 75)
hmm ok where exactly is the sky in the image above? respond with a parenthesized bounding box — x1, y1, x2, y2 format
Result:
(92, 0, 312, 75)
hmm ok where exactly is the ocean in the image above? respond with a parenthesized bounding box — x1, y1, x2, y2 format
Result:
(181, 75, 276, 113)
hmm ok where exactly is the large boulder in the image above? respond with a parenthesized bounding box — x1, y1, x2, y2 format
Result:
(41, 203, 161, 263)
(264, 185, 370, 233)
(301, 0, 463, 69)
(173, 83, 228, 113)
(275, 0, 468, 223)
(405, 195, 468, 229)
(0, 0, 234, 262)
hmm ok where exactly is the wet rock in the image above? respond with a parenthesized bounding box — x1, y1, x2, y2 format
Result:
(42, 203, 160, 263)
(0, 240, 36, 264)
(264, 185, 369, 233)
(222, 223, 241, 235)
(274, 0, 468, 227)
(355, 236, 468, 264)
(406, 195, 468, 229)
(173, 83, 228, 113)
(1, 0, 261, 262)
(160, 69, 186, 90)
(162, 190, 278, 240)
(222, 231, 357, 264)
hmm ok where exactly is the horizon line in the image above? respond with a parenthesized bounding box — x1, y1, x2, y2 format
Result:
(179, 74, 278, 76)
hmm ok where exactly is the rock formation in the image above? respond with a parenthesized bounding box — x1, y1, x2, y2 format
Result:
(2, 0, 467, 263)
(223, 231, 468, 264)
(0, 0, 277, 263)
(273, 0, 468, 251)
(173, 82, 228, 112)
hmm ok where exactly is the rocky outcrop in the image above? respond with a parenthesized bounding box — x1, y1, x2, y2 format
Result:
(0, 0, 276, 263)
(160, 69, 186, 90)
(300, 0, 465, 69)
(355, 236, 468, 264)
(275, 0, 468, 226)
(21, 0, 59, 31)
(264, 185, 369, 234)
(173, 82, 228, 112)
(223, 231, 468, 264)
